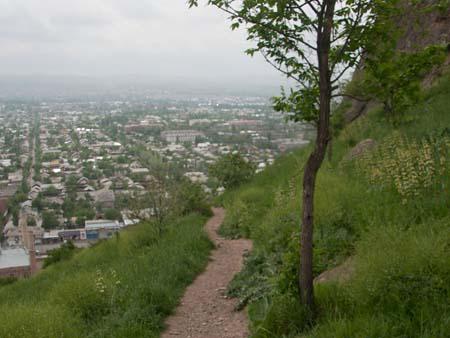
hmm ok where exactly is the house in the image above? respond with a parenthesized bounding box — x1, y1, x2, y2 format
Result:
(161, 130, 204, 144)
(184, 172, 208, 184)
(0, 185, 18, 211)
(8, 171, 23, 184)
(77, 177, 89, 188)
(130, 168, 150, 175)
(85, 220, 121, 240)
(189, 119, 211, 126)
(32, 182, 42, 190)
(99, 178, 113, 189)
(227, 119, 263, 129)
(273, 138, 310, 152)
(0, 248, 31, 278)
(21, 200, 32, 211)
(122, 216, 139, 227)
(90, 189, 115, 209)
(49, 159, 61, 169)
(29, 183, 42, 200)
(4, 227, 22, 246)
(41, 230, 61, 245)
(58, 229, 85, 241)
(83, 185, 95, 192)
(43, 148, 61, 157)
(51, 168, 62, 175)
(0, 159, 12, 168)
(0, 185, 18, 200)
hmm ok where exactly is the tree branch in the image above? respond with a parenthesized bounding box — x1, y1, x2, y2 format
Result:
(331, 93, 370, 102)
(330, 1, 365, 72)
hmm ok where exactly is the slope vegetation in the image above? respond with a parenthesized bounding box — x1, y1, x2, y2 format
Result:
(0, 214, 213, 338)
(220, 73, 450, 338)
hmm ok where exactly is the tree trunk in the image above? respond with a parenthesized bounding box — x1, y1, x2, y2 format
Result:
(299, 0, 335, 311)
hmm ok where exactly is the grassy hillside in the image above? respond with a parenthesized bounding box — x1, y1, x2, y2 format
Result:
(220, 72, 450, 338)
(0, 214, 213, 338)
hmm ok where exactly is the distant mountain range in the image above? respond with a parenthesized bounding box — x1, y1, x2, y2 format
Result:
(0, 75, 289, 101)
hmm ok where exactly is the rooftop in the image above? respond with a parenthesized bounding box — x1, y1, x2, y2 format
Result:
(85, 220, 120, 230)
(0, 248, 29, 269)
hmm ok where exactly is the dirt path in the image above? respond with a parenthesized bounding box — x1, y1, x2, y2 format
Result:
(161, 208, 252, 338)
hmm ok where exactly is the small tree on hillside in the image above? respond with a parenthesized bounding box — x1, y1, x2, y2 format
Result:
(209, 153, 255, 190)
(189, 0, 399, 310)
(357, 45, 447, 125)
(174, 179, 213, 217)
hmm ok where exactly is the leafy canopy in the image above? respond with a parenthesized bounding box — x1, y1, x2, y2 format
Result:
(361, 45, 447, 124)
(209, 153, 256, 189)
(189, 0, 399, 123)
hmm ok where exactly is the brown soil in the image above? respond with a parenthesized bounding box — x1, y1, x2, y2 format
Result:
(161, 208, 253, 338)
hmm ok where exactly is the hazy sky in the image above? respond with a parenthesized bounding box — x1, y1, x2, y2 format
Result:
(0, 0, 283, 86)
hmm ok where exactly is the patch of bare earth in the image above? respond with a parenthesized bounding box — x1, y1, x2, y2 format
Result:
(161, 208, 252, 338)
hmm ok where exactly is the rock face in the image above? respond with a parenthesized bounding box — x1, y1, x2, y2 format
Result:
(396, 0, 449, 53)
(344, 2, 450, 123)
(398, 0, 450, 86)
(345, 139, 377, 161)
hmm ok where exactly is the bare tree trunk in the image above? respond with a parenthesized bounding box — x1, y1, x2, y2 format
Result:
(299, 0, 335, 311)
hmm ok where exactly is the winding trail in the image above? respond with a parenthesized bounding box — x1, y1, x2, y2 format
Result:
(162, 208, 252, 338)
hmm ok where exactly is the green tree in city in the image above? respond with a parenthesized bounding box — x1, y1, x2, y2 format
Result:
(42, 211, 59, 230)
(43, 186, 60, 197)
(104, 208, 122, 221)
(75, 207, 96, 227)
(64, 175, 78, 195)
(32, 194, 46, 211)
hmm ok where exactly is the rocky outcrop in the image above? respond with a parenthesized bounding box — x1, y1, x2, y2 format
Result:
(344, 139, 377, 161)
(396, 1, 449, 53)
(344, 1, 449, 123)
(314, 258, 355, 285)
(398, 1, 450, 86)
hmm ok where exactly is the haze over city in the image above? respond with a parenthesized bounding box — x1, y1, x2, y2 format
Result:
(0, 0, 284, 96)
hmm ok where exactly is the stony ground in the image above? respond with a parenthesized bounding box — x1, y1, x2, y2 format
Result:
(161, 208, 252, 338)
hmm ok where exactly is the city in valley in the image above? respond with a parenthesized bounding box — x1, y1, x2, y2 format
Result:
(0, 92, 312, 277)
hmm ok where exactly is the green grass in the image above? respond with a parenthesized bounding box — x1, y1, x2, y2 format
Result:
(0, 214, 213, 337)
(220, 72, 450, 337)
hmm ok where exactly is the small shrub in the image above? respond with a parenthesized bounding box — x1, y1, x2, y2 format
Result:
(358, 133, 449, 203)
(209, 153, 256, 189)
(221, 199, 252, 238)
(250, 293, 312, 338)
(0, 276, 17, 287)
(50, 271, 113, 324)
(43, 240, 77, 268)
(228, 252, 273, 310)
